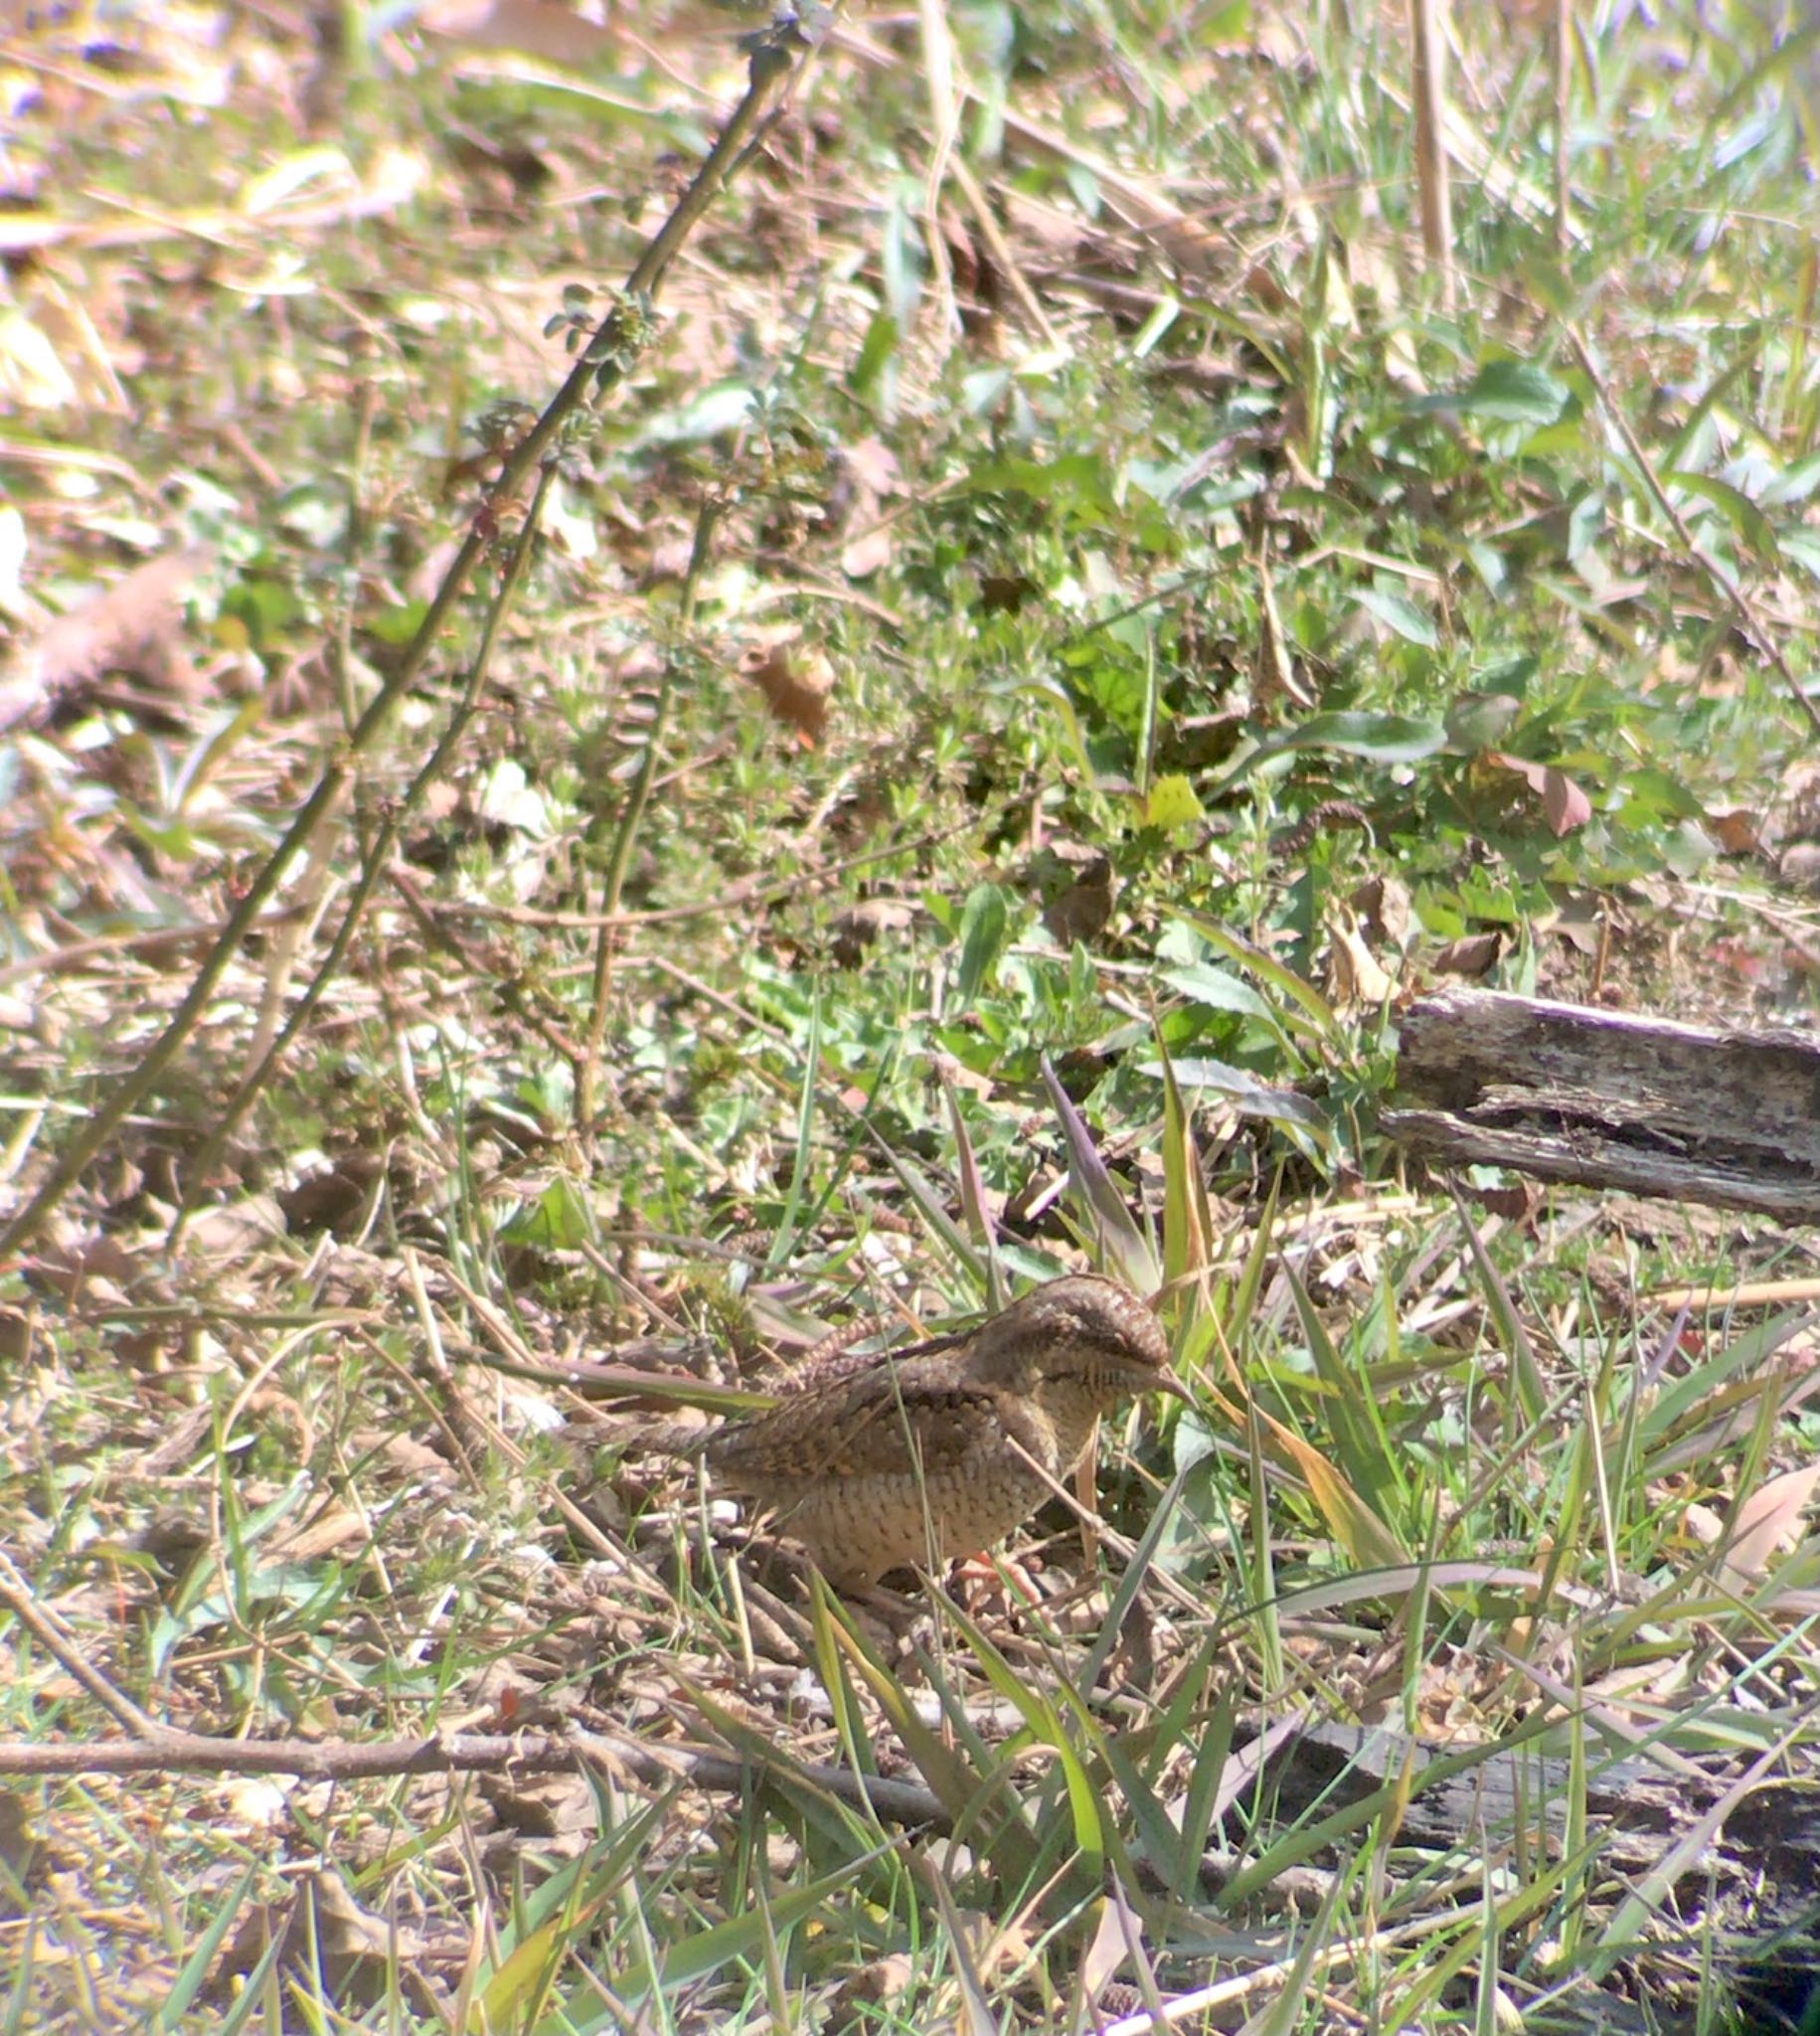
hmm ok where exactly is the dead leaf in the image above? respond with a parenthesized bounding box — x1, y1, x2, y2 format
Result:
(742, 638, 833, 744)
(1, 548, 207, 732)
(836, 437, 901, 580)
(978, 572, 1038, 614)
(1779, 842, 1820, 895)
(1430, 931, 1506, 977)
(840, 525, 894, 579)
(1033, 840, 1114, 948)
(1351, 873, 1413, 950)
(1707, 806, 1763, 857)
(1486, 752, 1593, 836)
(185, 1195, 288, 1264)
(844, 436, 901, 495)
(1717, 1462, 1820, 1592)
(1469, 1180, 1539, 1224)
(27, 1234, 145, 1305)
(208, 1870, 434, 2012)
(418, 0, 621, 62)
(1552, 898, 1606, 956)
(221, 1779, 289, 1832)
(827, 1955, 914, 2036)
(1325, 906, 1396, 1007)
(479, 1771, 599, 1839)
(832, 898, 916, 967)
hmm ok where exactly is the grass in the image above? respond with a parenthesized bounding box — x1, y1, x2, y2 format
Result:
(5, 0, 1820, 2028)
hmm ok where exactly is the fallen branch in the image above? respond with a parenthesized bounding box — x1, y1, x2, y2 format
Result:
(0, 1723, 948, 1827)
(1384, 987, 1820, 1221)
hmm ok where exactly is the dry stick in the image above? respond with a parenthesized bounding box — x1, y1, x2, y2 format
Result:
(946, 152, 1061, 349)
(915, 0, 961, 345)
(0, 1551, 172, 1745)
(420, 820, 967, 932)
(1407, 0, 1454, 313)
(174, 463, 561, 1233)
(578, 492, 725, 1124)
(0, 912, 305, 990)
(1554, 0, 1573, 263)
(1567, 327, 1820, 739)
(0, 1725, 947, 1825)
(0, 21, 809, 1262)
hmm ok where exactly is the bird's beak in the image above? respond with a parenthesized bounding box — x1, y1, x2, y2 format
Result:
(1152, 1365, 1194, 1406)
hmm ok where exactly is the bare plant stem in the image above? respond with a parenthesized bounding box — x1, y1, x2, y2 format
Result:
(0, 1551, 169, 1743)
(0, 1724, 947, 1827)
(1568, 327, 1820, 739)
(1408, 0, 1454, 312)
(1555, 0, 1573, 262)
(172, 464, 561, 1236)
(0, 21, 809, 1261)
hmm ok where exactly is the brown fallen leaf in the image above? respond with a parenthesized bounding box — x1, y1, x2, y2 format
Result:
(1325, 905, 1396, 1008)
(1781, 842, 1820, 895)
(978, 572, 1038, 614)
(742, 637, 833, 744)
(1716, 1462, 1820, 1594)
(1429, 931, 1506, 977)
(1033, 839, 1115, 948)
(831, 897, 915, 967)
(1468, 1180, 1540, 1224)
(1707, 806, 1763, 857)
(1486, 751, 1592, 837)
(0, 547, 207, 732)
(836, 436, 901, 580)
(418, 0, 623, 61)
(1351, 872, 1413, 950)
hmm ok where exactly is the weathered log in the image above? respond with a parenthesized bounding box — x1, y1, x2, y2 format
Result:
(1383, 988, 1820, 1221)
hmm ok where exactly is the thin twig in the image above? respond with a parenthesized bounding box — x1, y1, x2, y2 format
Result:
(0, 16, 812, 1261)
(417, 822, 964, 932)
(0, 1551, 172, 1744)
(1568, 327, 1820, 738)
(1407, 0, 1455, 311)
(174, 463, 562, 1233)
(0, 1723, 949, 1827)
(1554, 0, 1572, 262)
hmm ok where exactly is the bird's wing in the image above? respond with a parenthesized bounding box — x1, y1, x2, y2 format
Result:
(708, 1355, 1019, 1486)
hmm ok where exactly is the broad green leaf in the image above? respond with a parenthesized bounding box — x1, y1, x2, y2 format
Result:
(1159, 962, 1273, 1022)
(1455, 358, 1572, 424)
(1176, 915, 1335, 1034)
(848, 310, 899, 399)
(1143, 772, 1205, 830)
(1243, 710, 1447, 767)
(1351, 586, 1438, 647)
(1041, 1055, 1160, 1292)
(959, 452, 1116, 517)
(1668, 469, 1780, 559)
(365, 597, 428, 646)
(1145, 1058, 1328, 1132)
(1410, 358, 1572, 425)
(955, 884, 1012, 1006)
